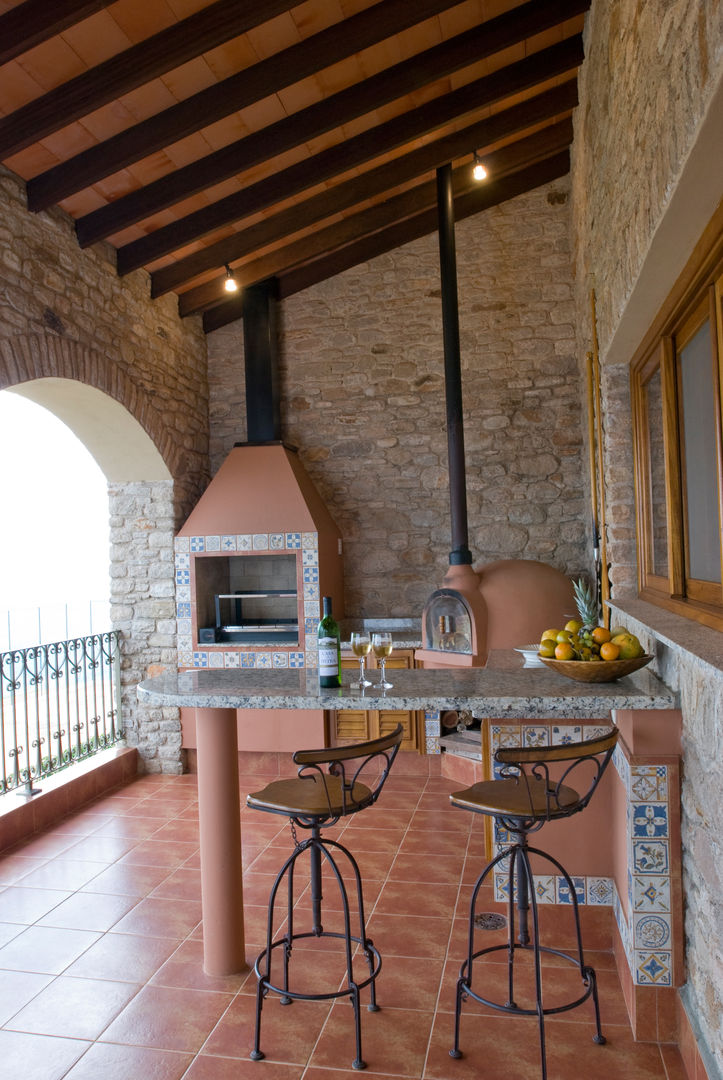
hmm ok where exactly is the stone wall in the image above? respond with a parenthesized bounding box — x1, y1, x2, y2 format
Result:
(208, 176, 589, 617)
(571, 1, 723, 1071)
(0, 166, 209, 772)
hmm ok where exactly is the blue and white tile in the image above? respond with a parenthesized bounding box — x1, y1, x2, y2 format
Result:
(304, 600, 321, 618)
(176, 602, 191, 618)
(191, 536, 206, 552)
(175, 552, 190, 569)
(256, 652, 272, 668)
(522, 725, 549, 747)
(633, 875, 671, 913)
(223, 652, 240, 668)
(425, 718, 441, 736)
(556, 876, 585, 904)
(635, 950, 672, 986)
(252, 534, 269, 550)
(302, 532, 318, 549)
(176, 569, 190, 585)
(583, 724, 611, 741)
(208, 651, 224, 669)
(632, 803, 668, 838)
(205, 535, 221, 552)
(425, 709, 441, 721)
(634, 912, 671, 951)
(174, 536, 190, 553)
(221, 535, 237, 551)
(303, 582, 320, 600)
(304, 617, 317, 636)
(193, 652, 208, 668)
(551, 724, 581, 745)
(176, 584, 191, 601)
(240, 653, 256, 668)
(177, 645, 193, 667)
(272, 652, 289, 668)
(303, 566, 319, 583)
(237, 534, 253, 551)
(176, 618, 192, 637)
(587, 877, 614, 906)
(270, 533, 285, 550)
(302, 549, 318, 566)
(630, 765, 668, 803)
(286, 532, 301, 549)
(612, 745, 630, 788)
(426, 736, 441, 755)
(289, 652, 305, 668)
(494, 871, 514, 903)
(533, 875, 556, 904)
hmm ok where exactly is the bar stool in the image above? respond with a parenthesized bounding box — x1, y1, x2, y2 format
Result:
(449, 726, 619, 1079)
(246, 724, 404, 1070)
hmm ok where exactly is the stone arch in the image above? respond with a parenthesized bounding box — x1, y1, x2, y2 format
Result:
(0, 333, 183, 481)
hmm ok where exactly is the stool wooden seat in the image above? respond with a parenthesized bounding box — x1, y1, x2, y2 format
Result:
(449, 726, 619, 1080)
(247, 724, 404, 1071)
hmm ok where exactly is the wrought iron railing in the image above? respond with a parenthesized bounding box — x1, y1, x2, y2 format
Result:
(0, 631, 122, 797)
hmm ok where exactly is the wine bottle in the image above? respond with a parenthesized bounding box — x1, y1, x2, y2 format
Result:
(317, 596, 341, 688)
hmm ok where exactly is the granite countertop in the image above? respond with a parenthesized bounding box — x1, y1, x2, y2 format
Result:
(338, 617, 421, 651)
(138, 650, 676, 719)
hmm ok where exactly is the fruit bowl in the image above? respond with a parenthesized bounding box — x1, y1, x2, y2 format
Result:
(539, 654, 654, 683)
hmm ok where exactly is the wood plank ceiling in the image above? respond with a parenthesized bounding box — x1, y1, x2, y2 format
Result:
(0, 0, 589, 332)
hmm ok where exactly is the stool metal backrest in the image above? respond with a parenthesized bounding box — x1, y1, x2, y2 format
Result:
(493, 726, 619, 828)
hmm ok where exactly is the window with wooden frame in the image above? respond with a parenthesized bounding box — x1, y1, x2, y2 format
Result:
(631, 221, 723, 630)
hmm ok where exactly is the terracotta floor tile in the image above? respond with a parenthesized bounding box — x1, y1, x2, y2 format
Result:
(389, 852, 468, 884)
(54, 833, 139, 862)
(111, 895, 202, 938)
(13, 859, 105, 891)
(203, 989, 332, 1063)
(373, 954, 445, 1011)
(150, 866, 202, 901)
(337, 826, 408, 853)
(37, 889, 138, 931)
(310, 1001, 434, 1074)
(62, 1042, 194, 1080)
(0, 1029, 90, 1080)
(64, 931, 180, 982)
(0, 884, 71, 923)
(5, 973, 140, 1039)
(150, 937, 252, 993)
(118, 838, 199, 868)
(365, 911, 453, 959)
(0, 924, 101, 974)
(79, 861, 173, 896)
(184, 1055, 304, 1079)
(99, 984, 234, 1052)
(409, 809, 471, 833)
(152, 819, 201, 843)
(374, 879, 460, 919)
(11, 833, 80, 859)
(0, 854, 49, 884)
(0, 969, 54, 1025)
(398, 829, 469, 856)
(90, 816, 164, 839)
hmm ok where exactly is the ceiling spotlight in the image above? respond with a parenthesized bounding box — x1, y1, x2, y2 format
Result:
(472, 152, 488, 182)
(224, 264, 238, 293)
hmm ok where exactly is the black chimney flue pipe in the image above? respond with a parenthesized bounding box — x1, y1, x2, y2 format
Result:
(436, 163, 472, 566)
(242, 279, 280, 443)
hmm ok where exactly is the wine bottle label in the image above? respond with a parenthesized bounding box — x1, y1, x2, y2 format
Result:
(318, 637, 339, 675)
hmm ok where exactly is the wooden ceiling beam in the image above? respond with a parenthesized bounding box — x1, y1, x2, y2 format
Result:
(180, 122, 574, 317)
(101, 34, 582, 265)
(27, 0, 469, 211)
(0, 0, 114, 65)
(111, 6, 585, 270)
(202, 151, 570, 332)
(0, 0, 302, 158)
(151, 79, 578, 297)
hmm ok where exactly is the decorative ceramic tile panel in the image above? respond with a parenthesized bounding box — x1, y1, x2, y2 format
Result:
(632, 839, 669, 874)
(533, 875, 556, 904)
(224, 652, 240, 668)
(237, 534, 252, 550)
(272, 652, 288, 667)
(221, 535, 236, 550)
(632, 804, 668, 837)
(193, 652, 208, 667)
(269, 533, 284, 549)
(240, 653, 256, 668)
(177, 602, 191, 618)
(176, 619, 191, 637)
(303, 567, 319, 583)
(175, 552, 190, 568)
(252, 534, 269, 550)
(176, 585, 191, 601)
(190, 537, 205, 551)
(551, 724, 581, 745)
(633, 874, 671, 913)
(302, 532, 318, 549)
(635, 950, 672, 985)
(256, 653, 272, 668)
(208, 652, 224, 668)
(522, 725, 549, 747)
(302, 549, 318, 566)
(587, 877, 614, 905)
(556, 875, 586, 904)
(426, 736, 441, 755)
(176, 569, 190, 585)
(289, 653, 305, 668)
(630, 765, 668, 802)
(285, 532, 301, 549)
(303, 583, 320, 601)
(205, 535, 221, 551)
(174, 536, 190, 553)
(304, 600, 320, 618)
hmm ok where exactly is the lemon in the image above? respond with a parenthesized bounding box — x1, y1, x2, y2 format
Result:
(538, 640, 556, 658)
(564, 619, 583, 634)
(541, 629, 559, 642)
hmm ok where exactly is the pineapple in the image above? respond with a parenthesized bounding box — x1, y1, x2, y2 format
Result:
(572, 577, 601, 659)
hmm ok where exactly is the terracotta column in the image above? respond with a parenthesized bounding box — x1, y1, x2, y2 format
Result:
(195, 707, 246, 974)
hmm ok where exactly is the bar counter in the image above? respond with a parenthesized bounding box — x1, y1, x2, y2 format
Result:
(137, 655, 676, 976)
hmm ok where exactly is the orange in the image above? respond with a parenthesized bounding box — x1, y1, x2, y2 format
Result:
(600, 641, 621, 661)
(592, 626, 612, 644)
(555, 641, 575, 661)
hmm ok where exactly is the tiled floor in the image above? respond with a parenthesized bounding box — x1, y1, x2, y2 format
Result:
(0, 768, 687, 1080)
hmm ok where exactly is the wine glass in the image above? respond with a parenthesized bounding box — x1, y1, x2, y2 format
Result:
(372, 632, 393, 688)
(350, 631, 372, 688)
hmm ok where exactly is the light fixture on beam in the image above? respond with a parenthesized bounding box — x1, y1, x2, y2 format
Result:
(224, 264, 238, 293)
(472, 151, 488, 182)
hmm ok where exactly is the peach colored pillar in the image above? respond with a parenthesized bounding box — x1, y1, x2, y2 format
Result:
(195, 707, 246, 975)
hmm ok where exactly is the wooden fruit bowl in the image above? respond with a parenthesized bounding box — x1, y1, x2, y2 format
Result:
(539, 654, 653, 683)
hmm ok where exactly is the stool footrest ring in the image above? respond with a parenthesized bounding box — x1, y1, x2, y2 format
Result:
(255, 932, 382, 1004)
(458, 942, 598, 1018)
